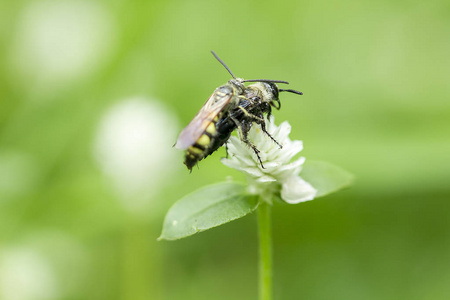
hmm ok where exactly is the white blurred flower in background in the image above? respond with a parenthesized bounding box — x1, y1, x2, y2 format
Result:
(0, 231, 88, 300)
(0, 248, 58, 300)
(9, 0, 116, 90)
(94, 97, 179, 213)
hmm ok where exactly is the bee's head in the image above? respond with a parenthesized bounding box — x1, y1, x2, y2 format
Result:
(262, 82, 280, 108)
(244, 82, 281, 109)
(210, 51, 303, 109)
(245, 79, 303, 110)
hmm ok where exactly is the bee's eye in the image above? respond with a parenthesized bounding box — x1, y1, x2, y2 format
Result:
(265, 82, 279, 100)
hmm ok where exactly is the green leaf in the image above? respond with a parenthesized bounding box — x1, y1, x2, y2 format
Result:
(301, 160, 354, 198)
(159, 182, 259, 241)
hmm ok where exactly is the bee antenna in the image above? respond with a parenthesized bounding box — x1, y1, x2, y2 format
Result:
(279, 89, 303, 95)
(211, 51, 236, 79)
(243, 79, 290, 84)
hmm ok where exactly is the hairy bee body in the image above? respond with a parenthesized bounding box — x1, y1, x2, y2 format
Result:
(184, 82, 284, 169)
(175, 51, 302, 171)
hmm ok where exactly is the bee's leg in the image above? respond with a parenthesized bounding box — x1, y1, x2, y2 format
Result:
(234, 106, 282, 150)
(242, 107, 282, 149)
(266, 104, 273, 119)
(237, 106, 281, 147)
(257, 115, 282, 149)
(225, 141, 229, 158)
(231, 116, 265, 169)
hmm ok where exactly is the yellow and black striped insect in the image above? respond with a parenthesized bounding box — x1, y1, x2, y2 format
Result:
(174, 51, 302, 171)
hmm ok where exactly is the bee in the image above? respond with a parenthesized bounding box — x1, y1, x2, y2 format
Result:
(175, 51, 303, 171)
(218, 81, 303, 168)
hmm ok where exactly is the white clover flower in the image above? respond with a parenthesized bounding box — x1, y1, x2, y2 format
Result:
(221, 117, 317, 204)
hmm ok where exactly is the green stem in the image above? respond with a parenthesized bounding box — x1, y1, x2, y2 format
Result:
(258, 201, 273, 300)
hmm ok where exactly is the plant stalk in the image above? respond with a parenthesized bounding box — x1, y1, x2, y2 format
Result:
(258, 201, 273, 300)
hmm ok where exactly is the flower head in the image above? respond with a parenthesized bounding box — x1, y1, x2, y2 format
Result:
(221, 117, 317, 204)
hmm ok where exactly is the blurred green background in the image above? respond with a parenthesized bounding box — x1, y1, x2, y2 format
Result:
(1, 0, 449, 299)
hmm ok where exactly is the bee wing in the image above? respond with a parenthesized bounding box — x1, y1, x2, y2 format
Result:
(175, 91, 233, 150)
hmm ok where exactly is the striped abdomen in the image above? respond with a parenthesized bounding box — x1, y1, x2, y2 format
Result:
(184, 115, 220, 170)
(184, 114, 237, 170)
